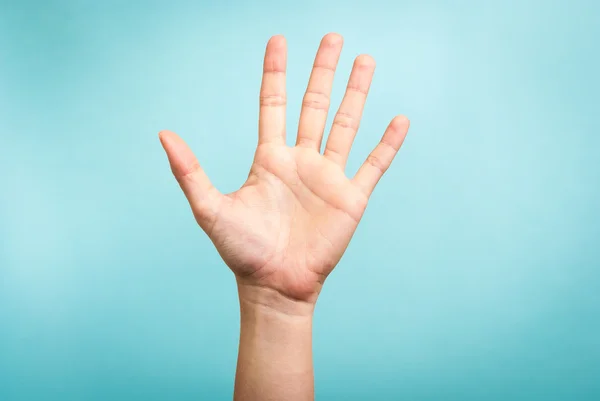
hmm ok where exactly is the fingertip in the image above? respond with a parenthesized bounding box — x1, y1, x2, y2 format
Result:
(158, 131, 172, 150)
(159, 128, 178, 138)
(390, 115, 410, 132)
(268, 34, 287, 48)
(355, 54, 376, 69)
(158, 129, 170, 143)
(322, 32, 344, 46)
(264, 35, 287, 72)
(158, 129, 184, 148)
(158, 134, 199, 179)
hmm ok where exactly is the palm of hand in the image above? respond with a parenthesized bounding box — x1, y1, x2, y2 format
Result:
(160, 34, 409, 302)
(213, 144, 365, 301)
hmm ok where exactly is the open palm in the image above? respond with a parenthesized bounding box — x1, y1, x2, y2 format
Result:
(159, 34, 409, 303)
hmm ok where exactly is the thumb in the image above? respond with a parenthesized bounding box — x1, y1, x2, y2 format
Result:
(158, 130, 224, 231)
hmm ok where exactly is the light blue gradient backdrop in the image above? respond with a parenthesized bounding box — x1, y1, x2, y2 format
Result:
(1, 0, 599, 400)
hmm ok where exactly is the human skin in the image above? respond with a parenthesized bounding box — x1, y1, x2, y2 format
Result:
(159, 33, 409, 401)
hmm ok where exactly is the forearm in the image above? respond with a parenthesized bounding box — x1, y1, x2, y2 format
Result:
(234, 282, 315, 401)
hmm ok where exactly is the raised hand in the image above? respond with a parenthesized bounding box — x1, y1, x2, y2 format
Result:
(159, 33, 409, 306)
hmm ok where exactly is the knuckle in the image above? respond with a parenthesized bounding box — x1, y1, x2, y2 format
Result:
(192, 188, 223, 229)
(302, 90, 330, 111)
(193, 206, 214, 226)
(313, 64, 336, 72)
(380, 140, 399, 153)
(333, 112, 358, 131)
(260, 94, 286, 107)
(175, 161, 202, 181)
(346, 85, 369, 96)
(366, 153, 387, 174)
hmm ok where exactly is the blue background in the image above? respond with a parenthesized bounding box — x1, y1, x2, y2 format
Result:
(1, 0, 599, 400)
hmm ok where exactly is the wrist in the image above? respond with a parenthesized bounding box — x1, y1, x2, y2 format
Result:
(236, 279, 316, 318)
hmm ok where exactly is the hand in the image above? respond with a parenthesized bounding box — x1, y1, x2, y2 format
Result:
(159, 33, 409, 307)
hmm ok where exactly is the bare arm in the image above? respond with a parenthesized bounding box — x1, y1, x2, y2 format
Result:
(235, 284, 314, 401)
(159, 33, 410, 401)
